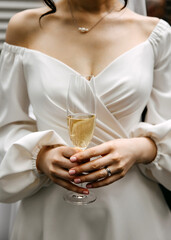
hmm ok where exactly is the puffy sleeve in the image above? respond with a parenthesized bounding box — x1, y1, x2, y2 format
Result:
(0, 44, 66, 203)
(130, 20, 171, 190)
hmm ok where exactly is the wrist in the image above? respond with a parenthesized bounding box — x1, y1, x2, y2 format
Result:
(36, 146, 49, 174)
(135, 137, 157, 164)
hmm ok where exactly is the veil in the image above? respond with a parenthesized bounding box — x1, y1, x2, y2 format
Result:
(120, 0, 147, 15)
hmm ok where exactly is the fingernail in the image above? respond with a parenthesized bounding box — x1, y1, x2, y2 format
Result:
(86, 184, 92, 188)
(70, 156, 77, 162)
(83, 190, 89, 195)
(69, 169, 76, 175)
(74, 179, 81, 184)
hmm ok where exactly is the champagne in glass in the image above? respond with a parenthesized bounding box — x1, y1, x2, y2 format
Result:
(67, 113, 95, 150)
(64, 75, 96, 205)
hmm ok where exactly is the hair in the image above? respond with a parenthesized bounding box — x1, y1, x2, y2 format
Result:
(40, 0, 128, 20)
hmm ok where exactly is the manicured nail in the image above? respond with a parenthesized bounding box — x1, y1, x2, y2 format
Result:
(86, 184, 92, 188)
(70, 156, 77, 162)
(69, 169, 76, 175)
(74, 179, 81, 184)
(83, 190, 89, 195)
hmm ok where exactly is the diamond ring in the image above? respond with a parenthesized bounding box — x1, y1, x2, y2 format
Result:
(105, 167, 112, 177)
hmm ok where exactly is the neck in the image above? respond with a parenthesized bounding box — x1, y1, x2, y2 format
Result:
(66, 0, 122, 13)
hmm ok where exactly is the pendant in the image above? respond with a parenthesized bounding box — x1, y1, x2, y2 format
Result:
(78, 27, 89, 33)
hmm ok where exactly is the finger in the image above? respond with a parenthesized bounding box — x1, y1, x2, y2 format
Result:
(52, 177, 89, 195)
(69, 155, 113, 175)
(73, 168, 107, 184)
(50, 166, 76, 182)
(54, 156, 79, 170)
(72, 162, 124, 183)
(62, 147, 82, 158)
(86, 171, 125, 188)
(70, 143, 111, 163)
(45, 146, 79, 169)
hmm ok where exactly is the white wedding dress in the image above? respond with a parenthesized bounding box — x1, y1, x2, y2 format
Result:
(0, 19, 171, 240)
(0, 2, 149, 240)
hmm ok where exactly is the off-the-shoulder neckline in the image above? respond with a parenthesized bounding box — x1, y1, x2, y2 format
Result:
(2, 19, 169, 79)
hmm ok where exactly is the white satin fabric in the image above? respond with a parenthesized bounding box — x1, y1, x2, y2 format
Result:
(0, 19, 171, 240)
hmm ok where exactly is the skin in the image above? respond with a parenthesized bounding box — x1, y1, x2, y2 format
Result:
(6, 0, 158, 194)
(69, 138, 157, 188)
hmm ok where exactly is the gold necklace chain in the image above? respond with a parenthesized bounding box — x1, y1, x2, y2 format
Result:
(67, 0, 122, 33)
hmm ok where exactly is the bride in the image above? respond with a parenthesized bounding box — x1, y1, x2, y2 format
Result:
(0, 0, 170, 239)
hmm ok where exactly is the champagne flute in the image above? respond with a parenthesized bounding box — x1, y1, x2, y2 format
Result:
(64, 74, 96, 205)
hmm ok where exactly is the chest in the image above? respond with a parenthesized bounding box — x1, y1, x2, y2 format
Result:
(25, 41, 154, 122)
(30, 23, 148, 77)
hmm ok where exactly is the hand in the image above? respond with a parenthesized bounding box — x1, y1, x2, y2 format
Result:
(36, 145, 89, 195)
(68, 137, 157, 189)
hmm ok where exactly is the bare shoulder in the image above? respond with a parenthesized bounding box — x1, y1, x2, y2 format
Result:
(5, 7, 48, 47)
(125, 9, 160, 38)
(137, 15, 160, 37)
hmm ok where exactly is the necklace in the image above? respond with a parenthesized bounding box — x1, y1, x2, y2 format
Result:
(67, 0, 120, 33)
